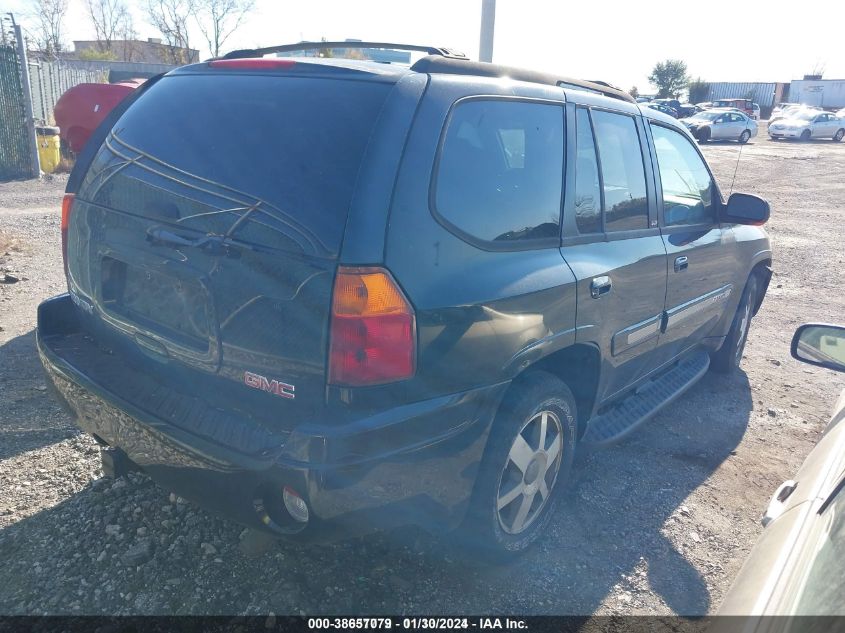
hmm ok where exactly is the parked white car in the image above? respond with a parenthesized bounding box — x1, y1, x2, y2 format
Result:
(769, 111, 845, 141)
(768, 104, 822, 127)
(680, 109, 758, 143)
(771, 102, 801, 119)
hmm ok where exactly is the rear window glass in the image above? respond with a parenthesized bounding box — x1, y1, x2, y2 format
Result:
(434, 99, 564, 245)
(80, 74, 392, 257)
(590, 110, 648, 232)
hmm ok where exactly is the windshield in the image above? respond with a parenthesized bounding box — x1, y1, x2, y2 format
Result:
(692, 111, 721, 120)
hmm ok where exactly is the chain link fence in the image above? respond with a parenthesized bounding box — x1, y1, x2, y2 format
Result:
(0, 40, 109, 181)
(28, 59, 107, 125)
(0, 44, 33, 181)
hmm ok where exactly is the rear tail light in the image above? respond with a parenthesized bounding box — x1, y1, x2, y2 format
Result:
(61, 193, 74, 285)
(328, 267, 416, 386)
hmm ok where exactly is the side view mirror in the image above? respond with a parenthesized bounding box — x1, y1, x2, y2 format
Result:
(720, 192, 770, 225)
(791, 324, 845, 373)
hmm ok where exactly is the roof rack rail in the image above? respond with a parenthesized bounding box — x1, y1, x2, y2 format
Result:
(221, 41, 468, 61)
(409, 56, 635, 103)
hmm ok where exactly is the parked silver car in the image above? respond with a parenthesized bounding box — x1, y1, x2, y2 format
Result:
(768, 104, 822, 127)
(718, 324, 845, 618)
(769, 111, 845, 141)
(680, 109, 758, 143)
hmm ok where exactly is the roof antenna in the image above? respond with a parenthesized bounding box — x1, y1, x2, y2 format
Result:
(728, 140, 744, 198)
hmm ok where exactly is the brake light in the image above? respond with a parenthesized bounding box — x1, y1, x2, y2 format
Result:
(208, 58, 296, 69)
(61, 193, 74, 283)
(328, 267, 415, 386)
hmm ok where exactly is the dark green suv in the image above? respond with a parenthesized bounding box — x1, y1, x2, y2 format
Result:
(37, 42, 773, 555)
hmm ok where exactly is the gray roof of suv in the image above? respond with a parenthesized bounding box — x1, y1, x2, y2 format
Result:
(180, 52, 635, 104)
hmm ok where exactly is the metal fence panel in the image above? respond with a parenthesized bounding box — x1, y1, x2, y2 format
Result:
(28, 59, 107, 124)
(707, 82, 778, 107)
(0, 45, 32, 181)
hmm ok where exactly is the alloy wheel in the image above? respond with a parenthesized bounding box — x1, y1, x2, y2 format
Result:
(735, 295, 752, 364)
(496, 410, 564, 535)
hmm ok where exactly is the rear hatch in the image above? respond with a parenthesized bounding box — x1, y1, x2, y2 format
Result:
(66, 68, 393, 434)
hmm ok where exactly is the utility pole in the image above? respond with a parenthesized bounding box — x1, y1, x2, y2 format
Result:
(13, 23, 41, 179)
(479, 0, 495, 63)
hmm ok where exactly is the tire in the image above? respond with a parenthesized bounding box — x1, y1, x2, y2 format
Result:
(697, 127, 711, 143)
(739, 130, 751, 144)
(833, 129, 845, 142)
(800, 129, 811, 141)
(711, 275, 758, 374)
(463, 371, 578, 557)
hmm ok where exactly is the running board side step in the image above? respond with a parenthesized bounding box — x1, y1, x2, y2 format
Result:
(581, 351, 710, 448)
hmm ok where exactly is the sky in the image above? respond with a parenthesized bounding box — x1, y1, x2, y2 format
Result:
(3, 0, 843, 92)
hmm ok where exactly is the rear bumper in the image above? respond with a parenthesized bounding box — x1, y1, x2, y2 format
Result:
(38, 294, 507, 539)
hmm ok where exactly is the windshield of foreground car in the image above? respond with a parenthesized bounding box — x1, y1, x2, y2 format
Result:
(793, 480, 845, 615)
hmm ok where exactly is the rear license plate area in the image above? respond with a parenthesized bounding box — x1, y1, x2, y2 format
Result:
(101, 256, 212, 351)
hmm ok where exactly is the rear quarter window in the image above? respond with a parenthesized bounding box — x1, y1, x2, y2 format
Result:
(433, 99, 564, 247)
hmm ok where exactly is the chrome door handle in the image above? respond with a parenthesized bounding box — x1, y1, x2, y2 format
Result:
(674, 256, 689, 273)
(590, 276, 612, 299)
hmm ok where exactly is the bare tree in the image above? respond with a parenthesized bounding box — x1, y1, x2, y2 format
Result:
(117, 12, 138, 61)
(28, 0, 69, 57)
(194, 0, 254, 58)
(145, 0, 194, 63)
(85, 0, 129, 53)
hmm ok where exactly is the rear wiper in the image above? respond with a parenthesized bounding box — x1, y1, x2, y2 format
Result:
(146, 227, 255, 256)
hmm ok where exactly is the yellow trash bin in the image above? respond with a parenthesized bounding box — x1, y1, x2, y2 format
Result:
(36, 125, 61, 174)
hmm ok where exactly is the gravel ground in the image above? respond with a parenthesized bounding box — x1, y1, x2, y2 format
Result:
(0, 135, 844, 617)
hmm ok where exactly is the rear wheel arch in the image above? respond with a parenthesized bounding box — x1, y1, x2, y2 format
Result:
(513, 343, 601, 438)
(749, 259, 772, 315)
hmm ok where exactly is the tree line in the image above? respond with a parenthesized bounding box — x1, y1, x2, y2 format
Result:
(17, 0, 255, 62)
(629, 59, 711, 104)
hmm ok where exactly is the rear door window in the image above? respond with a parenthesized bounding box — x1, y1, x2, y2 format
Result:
(434, 99, 564, 245)
(573, 107, 602, 234)
(80, 74, 392, 257)
(590, 110, 649, 232)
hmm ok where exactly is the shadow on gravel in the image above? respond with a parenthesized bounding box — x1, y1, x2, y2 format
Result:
(0, 329, 78, 461)
(0, 366, 753, 616)
(766, 138, 843, 145)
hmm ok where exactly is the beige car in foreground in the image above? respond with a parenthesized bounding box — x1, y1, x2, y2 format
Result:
(718, 324, 845, 624)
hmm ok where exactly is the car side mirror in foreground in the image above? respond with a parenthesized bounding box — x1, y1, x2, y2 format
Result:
(721, 192, 770, 225)
(791, 324, 845, 373)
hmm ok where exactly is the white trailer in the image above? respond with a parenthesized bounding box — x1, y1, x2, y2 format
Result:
(790, 80, 845, 109)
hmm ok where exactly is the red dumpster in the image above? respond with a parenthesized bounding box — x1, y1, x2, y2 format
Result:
(53, 80, 144, 154)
